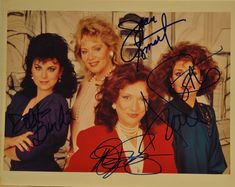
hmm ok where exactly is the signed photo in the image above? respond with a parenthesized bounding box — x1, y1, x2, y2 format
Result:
(1, 1, 233, 186)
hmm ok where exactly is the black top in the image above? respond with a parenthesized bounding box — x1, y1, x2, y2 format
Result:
(5, 92, 71, 171)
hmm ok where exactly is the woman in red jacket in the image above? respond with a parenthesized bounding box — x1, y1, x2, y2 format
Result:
(65, 63, 177, 177)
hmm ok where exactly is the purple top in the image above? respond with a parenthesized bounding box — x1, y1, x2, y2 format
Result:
(5, 92, 71, 171)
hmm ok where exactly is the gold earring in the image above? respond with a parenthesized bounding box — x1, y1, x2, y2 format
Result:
(109, 51, 114, 58)
(112, 104, 116, 109)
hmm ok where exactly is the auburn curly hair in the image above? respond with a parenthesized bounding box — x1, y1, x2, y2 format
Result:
(150, 41, 221, 99)
(95, 62, 165, 132)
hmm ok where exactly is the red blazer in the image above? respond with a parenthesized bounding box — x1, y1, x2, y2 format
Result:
(65, 124, 177, 174)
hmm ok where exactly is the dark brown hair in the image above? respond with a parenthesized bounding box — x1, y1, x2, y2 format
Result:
(21, 33, 77, 98)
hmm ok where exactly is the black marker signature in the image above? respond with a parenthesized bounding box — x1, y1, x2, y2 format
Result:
(147, 46, 222, 102)
(89, 91, 175, 179)
(118, 13, 186, 69)
(90, 133, 173, 179)
(6, 104, 71, 146)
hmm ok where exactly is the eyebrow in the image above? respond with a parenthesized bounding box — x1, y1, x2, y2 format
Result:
(33, 63, 58, 68)
(120, 91, 148, 97)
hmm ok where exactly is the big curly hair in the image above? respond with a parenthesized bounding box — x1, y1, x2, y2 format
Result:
(150, 41, 221, 98)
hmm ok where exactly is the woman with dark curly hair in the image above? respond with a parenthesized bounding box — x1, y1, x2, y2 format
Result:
(65, 63, 177, 174)
(4, 33, 77, 171)
(150, 42, 227, 173)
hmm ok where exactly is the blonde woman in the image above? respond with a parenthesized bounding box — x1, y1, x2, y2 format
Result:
(70, 17, 122, 152)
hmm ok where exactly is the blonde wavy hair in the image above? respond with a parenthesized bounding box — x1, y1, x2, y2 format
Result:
(74, 17, 122, 77)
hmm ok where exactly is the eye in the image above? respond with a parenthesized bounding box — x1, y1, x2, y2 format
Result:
(175, 72, 182, 77)
(34, 65, 41, 71)
(122, 95, 130, 100)
(48, 67, 56, 72)
(94, 47, 101, 52)
(81, 50, 88, 55)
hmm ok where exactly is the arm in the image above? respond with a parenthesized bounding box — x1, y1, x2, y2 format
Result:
(4, 93, 33, 158)
(208, 107, 227, 173)
(70, 83, 84, 152)
(70, 110, 79, 152)
(5, 131, 33, 151)
(151, 124, 177, 173)
(15, 95, 70, 161)
(65, 129, 92, 172)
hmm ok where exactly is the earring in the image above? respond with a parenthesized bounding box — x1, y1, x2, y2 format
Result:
(31, 76, 34, 80)
(112, 104, 116, 109)
(109, 51, 114, 58)
(58, 78, 61, 83)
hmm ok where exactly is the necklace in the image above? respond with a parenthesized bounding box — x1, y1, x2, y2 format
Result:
(116, 121, 140, 137)
(89, 65, 115, 86)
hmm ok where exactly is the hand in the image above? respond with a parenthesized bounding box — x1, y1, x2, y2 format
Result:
(64, 147, 75, 169)
(5, 131, 34, 152)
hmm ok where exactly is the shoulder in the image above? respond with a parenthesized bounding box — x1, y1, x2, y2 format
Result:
(73, 78, 90, 99)
(197, 102, 216, 118)
(77, 125, 114, 147)
(7, 91, 30, 111)
(48, 93, 68, 106)
(79, 125, 111, 138)
(151, 123, 174, 142)
(197, 102, 214, 111)
(39, 93, 69, 113)
(11, 91, 29, 102)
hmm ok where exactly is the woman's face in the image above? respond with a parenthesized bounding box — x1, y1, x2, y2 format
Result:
(80, 35, 112, 77)
(170, 60, 202, 100)
(114, 81, 148, 128)
(31, 58, 62, 94)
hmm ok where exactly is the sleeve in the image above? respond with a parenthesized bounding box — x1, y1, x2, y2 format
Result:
(208, 107, 227, 173)
(146, 124, 177, 173)
(158, 124, 177, 173)
(70, 82, 84, 151)
(5, 92, 25, 137)
(64, 129, 92, 172)
(16, 95, 71, 161)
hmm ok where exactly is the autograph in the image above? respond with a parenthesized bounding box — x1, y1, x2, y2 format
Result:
(118, 13, 186, 69)
(146, 46, 223, 102)
(90, 45, 223, 178)
(90, 129, 172, 178)
(6, 104, 71, 146)
(145, 47, 222, 145)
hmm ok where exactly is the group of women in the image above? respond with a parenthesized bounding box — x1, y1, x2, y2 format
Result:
(4, 17, 227, 174)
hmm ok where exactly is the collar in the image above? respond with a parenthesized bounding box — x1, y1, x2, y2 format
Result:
(169, 96, 199, 116)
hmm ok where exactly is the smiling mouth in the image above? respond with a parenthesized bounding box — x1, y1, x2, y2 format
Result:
(127, 113, 139, 118)
(89, 61, 99, 67)
(40, 81, 49, 84)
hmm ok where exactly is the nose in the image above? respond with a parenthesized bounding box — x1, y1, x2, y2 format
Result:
(182, 74, 193, 87)
(130, 98, 139, 111)
(41, 70, 47, 79)
(87, 51, 94, 60)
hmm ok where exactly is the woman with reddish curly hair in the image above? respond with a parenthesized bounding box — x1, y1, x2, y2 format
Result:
(150, 42, 227, 173)
(65, 63, 177, 175)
